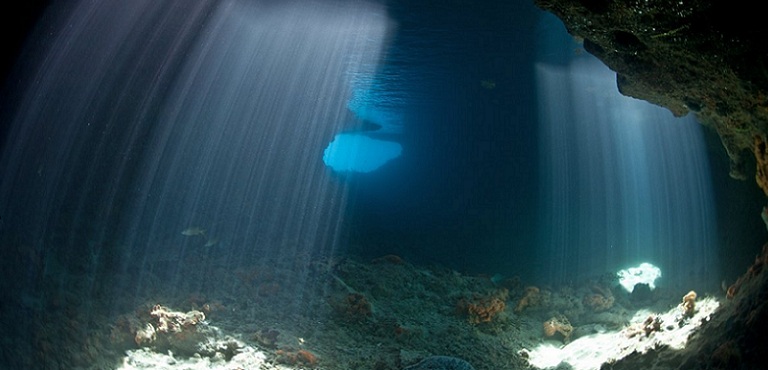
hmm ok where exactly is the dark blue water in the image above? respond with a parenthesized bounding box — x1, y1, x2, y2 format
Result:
(342, 0, 540, 276)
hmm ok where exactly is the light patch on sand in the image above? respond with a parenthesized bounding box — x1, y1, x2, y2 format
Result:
(118, 343, 286, 370)
(526, 296, 719, 370)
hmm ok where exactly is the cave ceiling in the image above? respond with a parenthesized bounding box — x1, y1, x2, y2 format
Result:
(535, 0, 768, 196)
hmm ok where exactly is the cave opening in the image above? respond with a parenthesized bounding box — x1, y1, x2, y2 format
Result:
(0, 0, 766, 369)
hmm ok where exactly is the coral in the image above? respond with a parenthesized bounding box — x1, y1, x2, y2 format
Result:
(583, 285, 615, 312)
(514, 286, 540, 313)
(128, 304, 210, 357)
(149, 304, 205, 334)
(335, 293, 372, 321)
(583, 293, 613, 312)
(197, 338, 244, 361)
(296, 349, 318, 366)
(468, 298, 506, 324)
(542, 315, 573, 343)
(643, 315, 662, 336)
(403, 356, 476, 370)
(457, 290, 508, 324)
(252, 328, 280, 349)
(134, 323, 156, 346)
(680, 291, 697, 318)
(624, 315, 663, 338)
(275, 349, 318, 367)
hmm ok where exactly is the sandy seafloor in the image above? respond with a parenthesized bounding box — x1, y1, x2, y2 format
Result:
(7, 244, 720, 370)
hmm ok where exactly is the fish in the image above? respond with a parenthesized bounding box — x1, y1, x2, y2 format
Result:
(203, 237, 219, 247)
(181, 227, 206, 237)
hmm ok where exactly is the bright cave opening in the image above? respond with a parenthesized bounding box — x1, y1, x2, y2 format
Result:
(323, 133, 402, 173)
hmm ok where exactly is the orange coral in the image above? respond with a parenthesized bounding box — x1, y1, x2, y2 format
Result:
(275, 349, 318, 367)
(514, 286, 540, 313)
(583, 286, 615, 312)
(296, 350, 318, 366)
(456, 291, 508, 324)
(466, 298, 506, 324)
(681, 290, 697, 318)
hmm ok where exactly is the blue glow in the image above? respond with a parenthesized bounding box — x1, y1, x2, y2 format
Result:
(323, 133, 402, 173)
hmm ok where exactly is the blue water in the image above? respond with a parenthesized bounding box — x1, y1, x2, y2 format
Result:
(0, 0, 764, 367)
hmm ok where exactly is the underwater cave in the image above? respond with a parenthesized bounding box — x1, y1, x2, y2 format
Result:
(1, 0, 767, 369)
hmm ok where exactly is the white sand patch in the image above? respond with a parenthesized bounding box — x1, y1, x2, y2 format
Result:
(526, 297, 720, 370)
(117, 326, 297, 370)
(119, 344, 279, 370)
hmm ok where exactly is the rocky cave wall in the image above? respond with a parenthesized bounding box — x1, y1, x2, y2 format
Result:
(534, 0, 768, 195)
(532, 1, 768, 368)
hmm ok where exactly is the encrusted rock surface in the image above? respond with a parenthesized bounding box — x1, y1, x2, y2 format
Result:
(535, 0, 768, 193)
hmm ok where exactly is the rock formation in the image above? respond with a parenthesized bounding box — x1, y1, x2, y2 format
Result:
(535, 0, 768, 194)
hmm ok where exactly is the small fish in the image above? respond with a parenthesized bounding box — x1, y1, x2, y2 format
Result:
(181, 227, 206, 237)
(203, 237, 219, 247)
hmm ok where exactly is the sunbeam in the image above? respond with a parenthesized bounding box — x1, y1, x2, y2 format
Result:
(536, 26, 719, 292)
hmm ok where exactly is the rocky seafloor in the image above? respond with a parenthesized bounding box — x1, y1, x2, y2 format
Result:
(5, 238, 759, 370)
